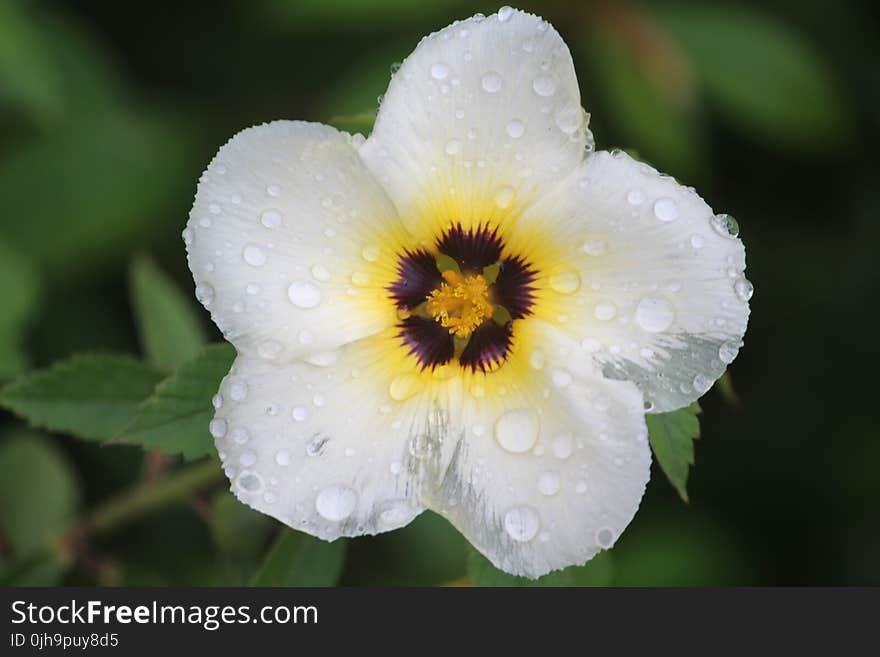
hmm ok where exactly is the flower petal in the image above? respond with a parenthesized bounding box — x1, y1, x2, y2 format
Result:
(212, 348, 427, 540)
(360, 8, 591, 238)
(423, 320, 651, 578)
(523, 150, 752, 412)
(186, 120, 407, 362)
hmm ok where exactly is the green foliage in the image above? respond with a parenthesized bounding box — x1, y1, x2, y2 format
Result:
(251, 529, 347, 587)
(653, 3, 852, 151)
(130, 255, 206, 370)
(115, 344, 235, 460)
(210, 492, 274, 559)
(0, 355, 165, 441)
(585, 26, 704, 179)
(467, 547, 614, 587)
(0, 432, 80, 584)
(0, 241, 40, 382)
(646, 403, 701, 502)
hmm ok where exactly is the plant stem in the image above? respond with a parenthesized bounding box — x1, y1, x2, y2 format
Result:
(79, 458, 224, 537)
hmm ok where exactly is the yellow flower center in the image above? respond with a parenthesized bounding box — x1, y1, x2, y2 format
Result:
(426, 269, 494, 339)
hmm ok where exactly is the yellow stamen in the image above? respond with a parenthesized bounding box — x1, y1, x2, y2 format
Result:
(426, 269, 494, 339)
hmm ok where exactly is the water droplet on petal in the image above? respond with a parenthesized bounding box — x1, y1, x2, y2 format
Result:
(582, 239, 606, 256)
(430, 62, 450, 80)
(734, 276, 753, 302)
(552, 369, 573, 388)
(719, 341, 740, 364)
(690, 233, 706, 249)
(554, 104, 582, 134)
(537, 472, 560, 496)
(529, 349, 545, 370)
(288, 281, 322, 308)
(311, 264, 331, 281)
(627, 188, 645, 205)
(497, 5, 514, 21)
(445, 139, 461, 155)
(549, 266, 581, 294)
(594, 301, 617, 321)
(506, 119, 525, 138)
(532, 75, 556, 97)
(552, 432, 573, 459)
(693, 373, 713, 394)
(228, 379, 248, 401)
(711, 213, 739, 238)
(266, 184, 281, 197)
(209, 418, 227, 438)
(260, 209, 282, 228)
(257, 339, 283, 359)
(389, 374, 421, 402)
(243, 244, 267, 267)
(481, 71, 503, 93)
(635, 295, 675, 333)
(596, 527, 614, 548)
(237, 472, 263, 493)
(494, 186, 515, 209)
(195, 282, 215, 306)
(275, 449, 291, 466)
(292, 406, 309, 422)
(495, 409, 539, 453)
(653, 198, 679, 222)
(504, 505, 540, 542)
(315, 485, 357, 522)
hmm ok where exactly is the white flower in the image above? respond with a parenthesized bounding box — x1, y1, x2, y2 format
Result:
(185, 7, 751, 578)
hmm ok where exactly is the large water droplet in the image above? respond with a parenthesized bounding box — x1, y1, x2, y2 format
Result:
(228, 379, 248, 401)
(292, 405, 309, 422)
(494, 186, 515, 209)
(481, 71, 503, 93)
(532, 76, 556, 97)
(288, 281, 322, 308)
(693, 373, 713, 394)
(497, 5, 514, 21)
(627, 188, 645, 205)
(554, 104, 582, 134)
(653, 198, 679, 222)
(243, 244, 267, 267)
(635, 295, 675, 333)
(315, 485, 357, 522)
(504, 505, 540, 542)
(237, 472, 263, 493)
(311, 264, 331, 281)
(275, 449, 291, 466)
(495, 409, 539, 453)
(549, 266, 581, 294)
(209, 418, 227, 438)
(690, 233, 706, 249)
(596, 527, 615, 548)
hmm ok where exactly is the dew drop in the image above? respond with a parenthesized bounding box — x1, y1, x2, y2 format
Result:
(481, 71, 503, 93)
(734, 277, 753, 302)
(575, 480, 587, 494)
(554, 104, 582, 134)
(549, 266, 581, 294)
(537, 472, 560, 496)
(315, 485, 357, 522)
(635, 295, 675, 333)
(552, 369, 573, 388)
(582, 239, 606, 256)
(257, 339, 283, 359)
(389, 374, 420, 402)
(552, 432, 573, 459)
(626, 188, 645, 205)
(495, 409, 539, 453)
(693, 373, 713, 394)
(195, 282, 215, 306)
(506, 119, 525, 139)
(719, 341, 739, 364)
(351, 271, 370, 287)
(653, 197, 679, 222)
(497, 5, 514, 21)
(260, 209, 282, 228)
(311, 264, 331, 281)
(430, 62, 450, 80)
(504, 505, 540, 542)
(228, 379, 248, 401)
(529, 349, 545, 370)
(237, 472, 263, 493)
(445, 139, 461, 155)
(594, 301, 617, 321)
(494, 186, 515, 209)
(292, 406, 309, 422)
(532, 76, 556, 97)
(596, 527, 614, 548)
(209, 418, 227, 438)
(288, 281, 322, 308)
(266, 184, 281, 197)
(361, 245, 379, 262)
(711, 213, 739, 238)
(243, 244, 267, 267)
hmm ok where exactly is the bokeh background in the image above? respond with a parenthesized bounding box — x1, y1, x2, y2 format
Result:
(1, 0, 877, 586)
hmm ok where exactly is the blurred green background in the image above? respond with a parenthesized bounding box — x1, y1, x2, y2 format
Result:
(0, 0, 877, 586)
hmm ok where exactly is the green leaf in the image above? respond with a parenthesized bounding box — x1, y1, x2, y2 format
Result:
(466, 547, 614, 587)
(0, 241, 40, 382)
(653, 4, 852, 151)
(130, 255, 206, 370)
(0, 432, 80, 566)
(251, 529, 346, 587)
(115, 343, 235, 460)
(0, 355, 166, 441)
(209, 492, 274, 559)
(585, 25, 704, 180)
(646, 403, 701, 502)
